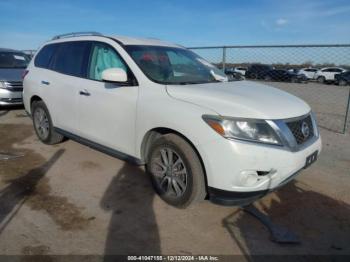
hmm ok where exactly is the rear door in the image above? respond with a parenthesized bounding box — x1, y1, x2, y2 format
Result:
(77, 41, 139, 156)
(322, 68, 333, 80)
(49, 41, 91, 133)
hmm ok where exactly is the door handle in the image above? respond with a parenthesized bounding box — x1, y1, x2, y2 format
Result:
(79, 89, 91, 96)
(41, 80, 50, 85)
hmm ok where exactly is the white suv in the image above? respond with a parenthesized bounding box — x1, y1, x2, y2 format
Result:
(315, 67, 346, 83)
(23, 32, 322, 208)
(298, 68, 318, 80)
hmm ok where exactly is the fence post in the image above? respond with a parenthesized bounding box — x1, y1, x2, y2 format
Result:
(222, 46, 226, 71)
(343, 88, 350, 134)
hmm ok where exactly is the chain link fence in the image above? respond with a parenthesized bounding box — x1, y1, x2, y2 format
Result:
(188, 45, 350, 134)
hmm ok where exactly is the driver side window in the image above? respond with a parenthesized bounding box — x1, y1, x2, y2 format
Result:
(88, 42, 127, 81)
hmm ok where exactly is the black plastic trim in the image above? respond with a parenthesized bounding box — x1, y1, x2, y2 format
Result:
(54, 127, 144, 166)
(208, 187, 269, 206)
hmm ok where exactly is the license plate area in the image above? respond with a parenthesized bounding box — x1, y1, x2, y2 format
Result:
(304, 150, 318, 169)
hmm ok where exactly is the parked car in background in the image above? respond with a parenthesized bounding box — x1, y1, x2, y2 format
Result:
(298, 68, 318, 80)
(334, 71, 350, 86)
(315, 67, 346, 83)
(227, 66, 247, 76)
(245, 64, 273, 79)
(0, 48, 30, 106)
(23, 32, 321, 208)
(262, 69, 308, 83)
(224, 69, 245, 81)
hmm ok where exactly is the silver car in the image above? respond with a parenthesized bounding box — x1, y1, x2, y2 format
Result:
(0, 48, 30, 106)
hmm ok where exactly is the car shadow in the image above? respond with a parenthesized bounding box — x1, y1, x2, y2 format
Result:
(101, 163, 160, 258)
(223, 180, 350, 258)
(0, 149, 65, 235)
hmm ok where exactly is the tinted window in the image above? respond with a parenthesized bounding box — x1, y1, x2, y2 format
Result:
(34, 44, 58, 69)
(88, 42, 127, 81)
(51, 41, 91, 77)
(0, 52, 29, 69)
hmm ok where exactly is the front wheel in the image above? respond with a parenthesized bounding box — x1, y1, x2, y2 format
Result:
(147, 134, 206, 208)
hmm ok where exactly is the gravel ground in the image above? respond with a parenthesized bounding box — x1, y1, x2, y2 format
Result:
(260, 81, 350, 134)
(0, 104, 349, 258)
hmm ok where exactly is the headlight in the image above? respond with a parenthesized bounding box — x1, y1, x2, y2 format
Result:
(202, 115, 282, 145)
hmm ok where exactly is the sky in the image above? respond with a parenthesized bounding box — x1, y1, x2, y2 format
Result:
(0, 0, 349, 50)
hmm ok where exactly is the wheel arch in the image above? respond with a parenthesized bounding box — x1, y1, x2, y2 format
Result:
(30, 95, 43, 113)
(140, 127, 209, 192)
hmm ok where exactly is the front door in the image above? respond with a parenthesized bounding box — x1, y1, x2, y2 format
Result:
(77, 41, 139, 156)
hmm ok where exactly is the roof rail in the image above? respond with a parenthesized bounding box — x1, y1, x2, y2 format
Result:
(52, 31, 103, 40)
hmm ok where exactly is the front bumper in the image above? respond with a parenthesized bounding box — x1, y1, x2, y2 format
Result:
(208, 166, 304, 206)
(0, 89, 23, 105)
(197, 130, 322, 201)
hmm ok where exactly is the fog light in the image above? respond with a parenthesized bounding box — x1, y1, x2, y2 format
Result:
(239, 171, 261, 187)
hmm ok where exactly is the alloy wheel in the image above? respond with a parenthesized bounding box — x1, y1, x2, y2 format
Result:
(151, 147, 188, 198)
(34, 107, 50, 140)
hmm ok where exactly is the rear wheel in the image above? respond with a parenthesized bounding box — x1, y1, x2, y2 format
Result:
(147, 134, 206, 208)
(32, 100, 64, 145)
(317, 76, 326, 83)
(339, 80, 348, 86)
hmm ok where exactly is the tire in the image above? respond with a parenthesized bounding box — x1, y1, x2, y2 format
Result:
(264, 75, 271, 81)
(317, 76, 326, 83)
(291, 77, 298, 83)
(31, 100, 64, 145)
(339, 80, 347, 86)
(250, 73, 257, 80)
(146, 134, 206, 208)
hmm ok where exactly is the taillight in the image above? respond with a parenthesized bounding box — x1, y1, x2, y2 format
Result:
(22, 69, 29, 80)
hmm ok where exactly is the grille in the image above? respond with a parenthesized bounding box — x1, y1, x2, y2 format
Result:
(286, 115, 314, 145)
(4, 81, 23, 92)
(0, 98, 22, 103)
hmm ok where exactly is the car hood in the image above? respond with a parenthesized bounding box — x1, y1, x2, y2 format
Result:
(0, 68, 24, 81)
(166, 81, 310, 119)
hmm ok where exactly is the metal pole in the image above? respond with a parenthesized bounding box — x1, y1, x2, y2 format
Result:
(222, 46, 226, 71)
(343, 88, 350, 134)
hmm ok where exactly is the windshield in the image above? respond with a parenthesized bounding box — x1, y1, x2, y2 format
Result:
(125, 45, 227, 84)
(0, 52, 30, 69)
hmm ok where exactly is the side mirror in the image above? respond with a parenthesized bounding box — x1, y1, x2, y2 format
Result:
(101, 68, 127, 83)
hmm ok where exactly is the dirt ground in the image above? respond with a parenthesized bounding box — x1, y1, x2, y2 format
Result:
(0, 105, 349, 258)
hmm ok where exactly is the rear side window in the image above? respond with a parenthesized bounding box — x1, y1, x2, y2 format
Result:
(34, 44, 58, 69)
(51, 41, 91, 77)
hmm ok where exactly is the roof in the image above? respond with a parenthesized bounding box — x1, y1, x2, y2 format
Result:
(49, 32, 183, 48)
